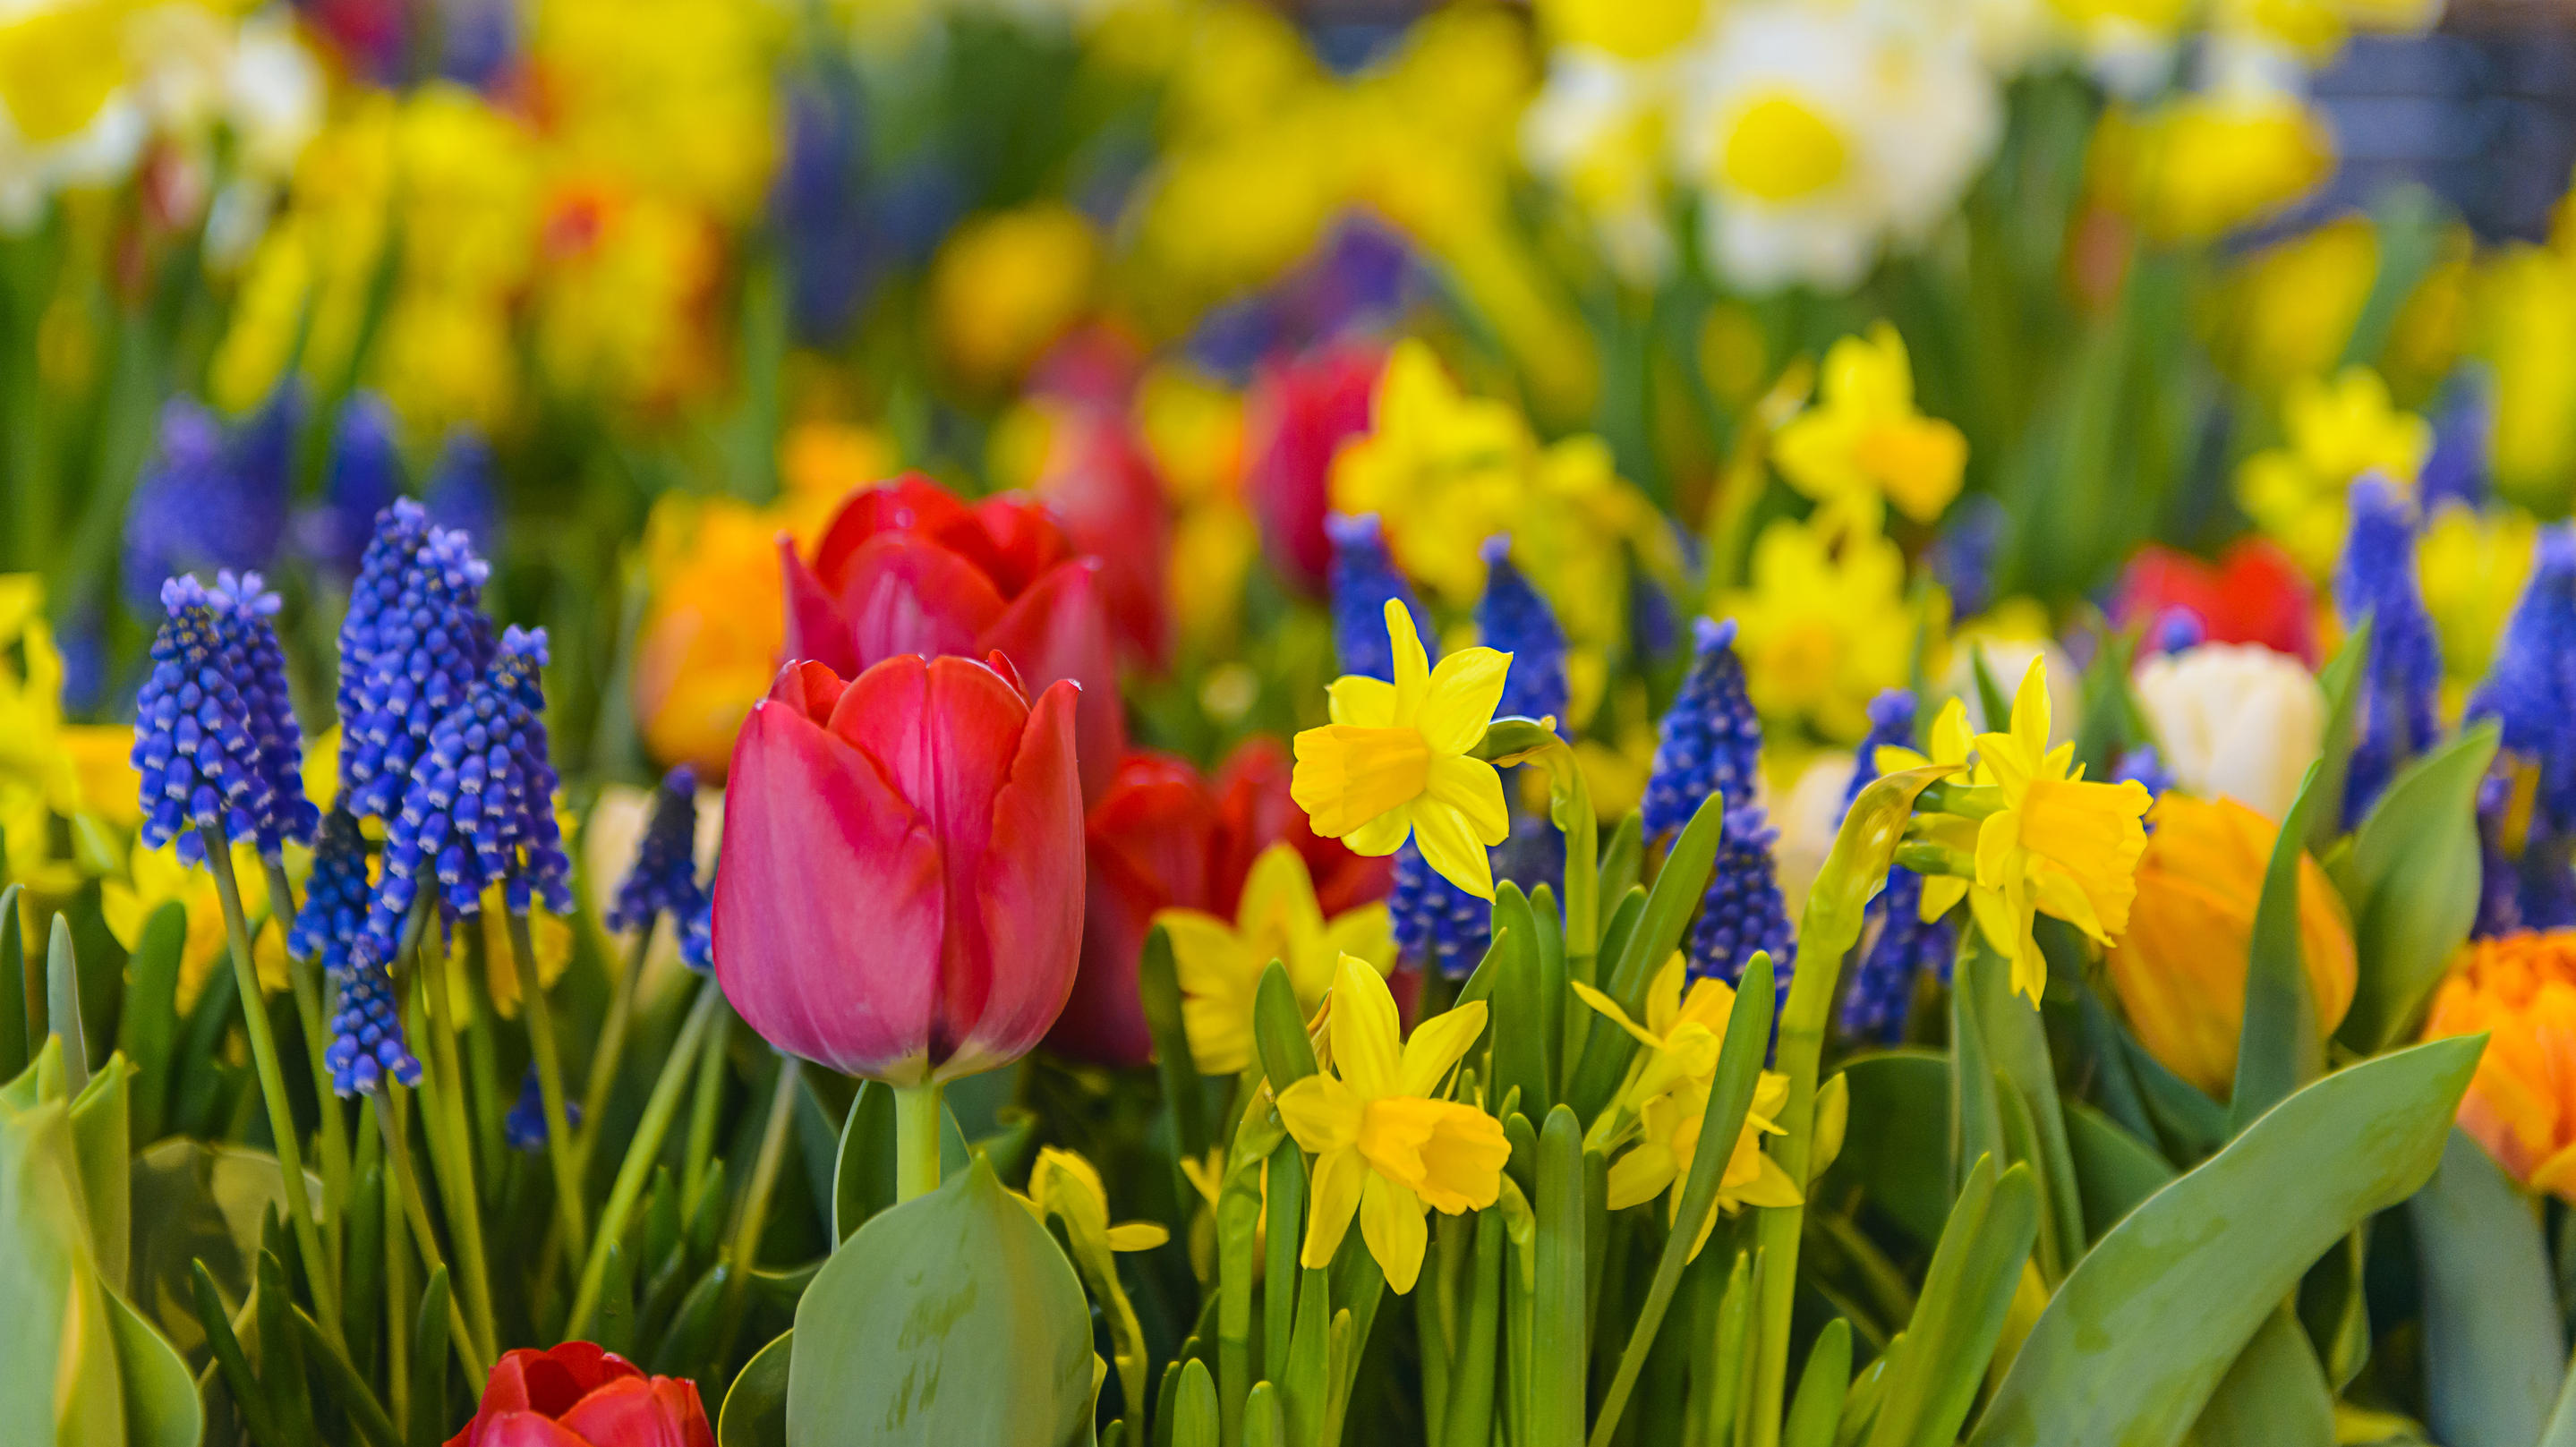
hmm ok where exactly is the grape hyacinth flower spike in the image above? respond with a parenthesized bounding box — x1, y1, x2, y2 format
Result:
(2333, 475, 2441, 828)
(1641, 617, 1762, 845)
(2468, 524, 2576, 932)
(209, 572, 320, 859)
(1477, 536, 1570, 725)
(296, 809, 422, 1094)
(337, 500, 495, 822)
(607, 766, 707, 937)
(1326, 512, 1433, 683)
(132, 576, 272, 864)
(1839, 690, 1953, 1042)
(506, 1064, 580, 1150)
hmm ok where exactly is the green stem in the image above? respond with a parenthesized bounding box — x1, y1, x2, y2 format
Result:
(263, 858, 352, 1266)
(373, 1085, 488, 1381)
(507, 905, 590, 1265)
(1744, 952, 1845, 1447)
(371, 1099, 411, 1426)
(683, 995, 732, 1209)
(574, 924, 655, 1177)
(716, 1054, 802, 1362)
(414, 928, 500, 1358)
(566, 976, 721, 1340)
(201, 824, 344, 1349)
(892, 1080, 943, 1202)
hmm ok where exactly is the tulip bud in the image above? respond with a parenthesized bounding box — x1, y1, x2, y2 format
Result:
(2423, 929, 2576, 1196)
(446, 1342, 713, 1447)
(712, 654, 1086, 1084)
(2104, 796, 2356, 1098)
(2130, 643, 2324, 825)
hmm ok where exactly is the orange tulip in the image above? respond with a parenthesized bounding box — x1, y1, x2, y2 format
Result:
(2423, 931, 2576, 1197)
(2103, 795, 2356, 1098)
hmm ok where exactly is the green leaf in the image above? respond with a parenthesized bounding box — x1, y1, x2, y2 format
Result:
(2061, 1103, 2171, 1244)
(1172, 1358, 1218, 1447)
(1864, 1156, 2041, 1447)
(721, 1331, 792, 1447)
(1821, 1051, 1951, 1247)
(1251, 962, 1318, 1091)
(1533, 1106, 1587, 1447)
(128, 1139, 296, 1366)
(1968, 644, 2012, 736)
(68, 1054, 131, 1290)
(106, 1288, 202, 1447)
(1, 883, 28, 1082)
(191, 1262, 278, 1447)
(1490, 885, 1553, 1119)
(832, 1081, 896, 1245)
(2230, 763, 2325, 1136)
(1969, 1036, 2484, 1447)
(409, 1267, 451, 1447)
(1957, 944, 2083, 1273)
(47, 914, 86, 1094)
(1786, 1317, 1853, 1447)
(1598, 813, 1644, 916)
(2337, 725, 2496, 1051)
(117, 904, 184, 1146)
(2408, 1130, 2563, 1447)
(2189, 1310, 2333, 1447)
(789, 1153, 1093, 1446)
(1137, 924, 1208, 1164)
(2304, 619, 2371, 855)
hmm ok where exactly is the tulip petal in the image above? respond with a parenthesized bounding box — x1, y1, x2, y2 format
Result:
(834, 532, 1010, 668)
(765, 659, 849, 724)
(559, 1375, 716, 1447)
(779, 536, 862, 678)
(952, 677, 1088, 1079)
(985, 559, 1126, 804)
(812, 472, 996, 590)
(463, 1411, 598, 1447)
(714, 697, 945, 1082)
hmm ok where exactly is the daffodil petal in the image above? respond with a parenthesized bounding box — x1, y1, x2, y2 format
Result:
(1277, 1074, 1363, 1153)
(1571, 980, 1659, 1049)
(1329, 952, 1403, 1099)
(1419, 646, 1512, 753)
(1106, 1222, 1171, 1252)
(1361, 1172, 1430, 1294)
(1343, 809, 1414, 857)
(1303, 1146, 1364, 1271)
(1327, 675, 1399, 728)
(1424, 754, 1510, 844)
(1397, 1000, 1489, 1098)
(1386, 600, 1431, 718)
(1606, 1141, 1678, 1211)
(1410, 796, 1497, 900)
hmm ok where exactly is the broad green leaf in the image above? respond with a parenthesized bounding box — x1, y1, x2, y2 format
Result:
(721, 1331, 792, 1447)
(2190, 1309, 2333, 1447)
(1864, 1156, 2040, 1447)
(2061, 1103, 2171, 1243)
(66, 1054, 130, 1290)
(1491, 884, 1552, 1118)
(0, 1076, 123, 1445)
(1970, 1037, 2483, 1447)
(789, 1153, 1093, 1447)
(2409, 1130, 2562, 1447)
(2304, 620, 2370, 855)
(2338, 725, 2495, 1051)
(105, 1289, 200, 1447)
(832, 1080, 895, 1245)
(116, 904, 183, 1146)
(1822, 1051, 1951, 1247)
(127, 1139, 296, 1364)
(2231, 764, 2324, 1136)
(1786, 1317, 1853, 1447)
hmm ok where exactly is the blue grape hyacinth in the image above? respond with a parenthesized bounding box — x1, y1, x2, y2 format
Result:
(1836, 691, 1953, 1042)
(364, 626, 574, 958)
(337, 501, 496, 821)
(2334, 476, 2442, 827)
(1689, 805, 1795, 992)
(132, 576, 270, 865)
(325, 955, 422, 1094)
(1327, 513, 1434, 683)
(1477, 537, 1570, 724)
(121, 392, 297, 607)
(209, 572, 319, 859)
(290, 808, 374, 971)
(1642, 617, 1762, 843)
(2469, 524, 2576, 931)
(608, 767, 706, 936)
(504, 1064, 578, 1151)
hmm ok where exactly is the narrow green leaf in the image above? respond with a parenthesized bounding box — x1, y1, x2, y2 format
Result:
(293, 1305, 401, 1447)
(1491, 884, 1553, 1119)
(2409, 1129, 2563, 1447)
(1138, 924, 1208, 1164)
(192, 1262, 281, 1447)
(1971, 1037, 2485, 1447)
(832, 1081, 896, 1245)
(2304, 619, 2371, 855)
(1533, 1106, 1586, 1447)
(1251, 963, 1317, 1091)
(1949, 964, 2002, 1203)
(1567, 792, 1729, 1118)
(1959, 942, 2084, 1271)
(2338, 725, 2497, 1051)
(1865, 1158, 2040, 1447)
(257, 1247, 319, 1444)
(1785, 1317, 1853, 1447)
(47, 913, 85, 1094)
(720, 1330, 792, 1447)
(2188, 1310, 2333, 1447)
(1594, 888, 1646, 1003)
(2230, 763, 2325, 1136)
(1598, 813, 1644, 919)
(409, 1267, 451, 1447)
(1263, 1140, 1305, 1388)
(119, 903, 185, 1147)
(0, 883, 26, 1079)
(1172, 1359, 1218, 1447)
(1243, 1381, 1285, 1447)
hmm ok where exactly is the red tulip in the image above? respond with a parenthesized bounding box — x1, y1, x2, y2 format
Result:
(713, 653, 1086, 1083)
(2113, 539, 2317, 665)
(1245, 345, 1383, 595)
(446, 1342, 711, 1447)
(780, 473, 1126, 801)
(1045, 736, 1394, 1067)
(1025, 403, 1173, 669)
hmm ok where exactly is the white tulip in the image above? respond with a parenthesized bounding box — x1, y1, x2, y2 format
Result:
(2131, 642, 2324, 822)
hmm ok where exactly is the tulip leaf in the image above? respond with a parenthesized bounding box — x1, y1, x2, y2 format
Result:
(0, 883, 26, 1080)
(2061, 1102, 2171, 1243)
(68, 1053, 132, 1290)
(1820, 1051, 1951, 1247)
(2188, 1308, 2333, 1447)
(107, 1287, 202, 1447)
(117, 904, 185, 1147)
(2337, 724, 2496, 1052)
(789, 1153, 1094, 1447)
(832, 1081, 896, 1245)
(2409, 1129, 2563, 1447)
(2230, 762, 2325, 1137)
(1864, 1155, 2041, 1447)
(1968, 1036, 2483, 1447)
(721, 1330, 793, 1447)
(2305, 617, 2371, 855)
(128, 1138, 299, 1365)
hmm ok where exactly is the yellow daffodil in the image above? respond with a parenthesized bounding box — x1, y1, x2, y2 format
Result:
(102, 838, 289, 1011)
(1330, 341, 1539, 603)
(1157, 842, 1395, 1075)
(1958, 658, 2154, 1003)
(1274, 955, 1510, 1293)
(1292, 600, 1511, 898)
(1572, 953, 1738, 1136)
(2418, 502, 2538, 698)
(1022, 1146, 1172, 1255)
(1720, 515, 1914, 743)
(1875, 694, 1976, 780)
(1770, 323, 1967, 526)
(2236, 366, 2432, 576)
(2101, 89, 2332, 246)
(1608, 1073, 1800, 1253)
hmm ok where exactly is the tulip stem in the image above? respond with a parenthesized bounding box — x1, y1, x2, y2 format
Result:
(508, 903, 591, 1266)
(200, 823, 345, 1352)
(893, 1079, 944, 1201)
(573, 924, 657, 1178)
(567, 975, 724, 1341)
(262, 857, 354, 1271)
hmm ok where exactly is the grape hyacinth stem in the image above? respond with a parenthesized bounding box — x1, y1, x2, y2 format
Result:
(372, 1085, 490, 1382)
(508, 903, 591, 1264)
(264, 856, 353, 1255)
(413, 923, 501, 1358)
(567, 975, 723, 1340)
(894, 1079, 944, 1202)
(574, 924, 657, 1179)
(718, 1054, 803, 1362)
(201, 822, 345, 1350)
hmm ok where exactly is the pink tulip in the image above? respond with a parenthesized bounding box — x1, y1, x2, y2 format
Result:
(712, 653, 1086, 1083)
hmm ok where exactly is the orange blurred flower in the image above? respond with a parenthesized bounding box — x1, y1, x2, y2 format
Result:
(2104, 795, 2355, 1098)
(2424, 931, 2576, 1197)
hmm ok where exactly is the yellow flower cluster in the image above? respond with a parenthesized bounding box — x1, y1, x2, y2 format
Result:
(0, 577, 137, 902)
(2235, 366, 2431, 577)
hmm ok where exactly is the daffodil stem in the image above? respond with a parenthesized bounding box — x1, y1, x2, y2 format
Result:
(372, 1085, 489, 1382)
(567, 975, 722, 1341)
(1743, 945, 1847, 1447)
(263, 857, 353, 1265)
(716, 1053, 802, 1364)
(574, 924, 656, 1178)
(508, 904, 591, 1267)
(201, 823, 345, 1351)
(893, 1080, 943, 1202)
